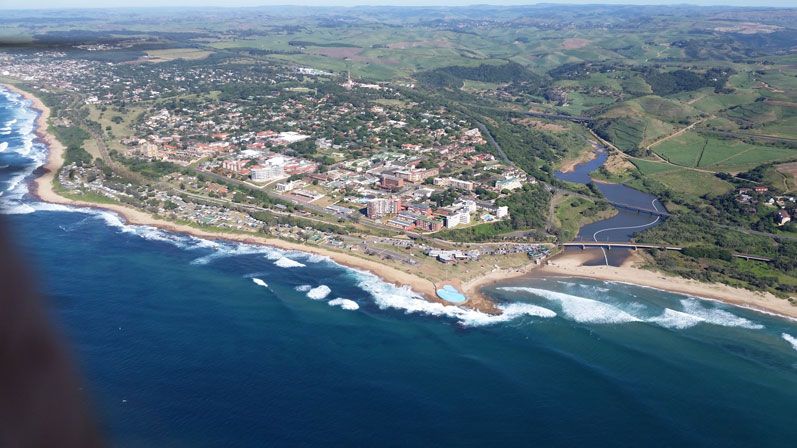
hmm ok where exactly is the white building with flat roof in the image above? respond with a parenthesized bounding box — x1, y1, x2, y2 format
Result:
(251, 158, 286, 182)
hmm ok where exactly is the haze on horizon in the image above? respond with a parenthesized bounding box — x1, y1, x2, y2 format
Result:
(1, 0, 795, 10)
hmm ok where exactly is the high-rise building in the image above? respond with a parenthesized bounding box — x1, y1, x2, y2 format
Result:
(366, 197, 402, 219)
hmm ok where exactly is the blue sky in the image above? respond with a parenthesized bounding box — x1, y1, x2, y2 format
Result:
(1, 1, 795, 9)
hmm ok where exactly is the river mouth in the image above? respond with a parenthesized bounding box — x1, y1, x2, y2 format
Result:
(554, 145, 667, 265)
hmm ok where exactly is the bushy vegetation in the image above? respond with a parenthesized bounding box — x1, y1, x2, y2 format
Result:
(641, 67, 731, 96)
(436, 183, 551, 242)
(51, 125, 93, 165)
(250, 212, 352, 235)
(417, 62, 542, 90)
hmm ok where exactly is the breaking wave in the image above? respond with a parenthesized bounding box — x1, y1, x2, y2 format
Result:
(305, 254, 331, 264)
(649, 308, 705, 329)
(273, 256, 306, 268)
(500, 287, 641, 324)
(328, 298, 359, 311)
(782, 333, 797, 352)
(190, 243, 276, 265)
(680, 299, 764, 330)
(295, 284, 312, 292)
(307, 285, 332, 300)
(353, 270, 555, 327)
(0, 142, 7, 152)
(251, 278, 268, 288)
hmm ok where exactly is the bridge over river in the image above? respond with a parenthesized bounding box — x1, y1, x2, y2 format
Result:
(605, 201, 671, 217)
(560, 242, 773, 262)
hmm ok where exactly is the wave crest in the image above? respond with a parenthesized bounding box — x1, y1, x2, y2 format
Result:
(307, 285, 332, 300)
(500, 287, 641, 324)
(328, 298, 359, 311)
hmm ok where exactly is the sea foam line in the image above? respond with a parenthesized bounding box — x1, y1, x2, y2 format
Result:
(500, 287, 767, 330)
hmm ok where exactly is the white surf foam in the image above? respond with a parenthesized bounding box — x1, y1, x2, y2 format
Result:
(650, 308, 706, 329)
(0, 142, 8, 152)
(305, 254, 331, 264)
(782, 333, 797, 352)
(352, 270, 555, 327)
(306, 285, 332, 300)
(328, 298, 359, 311)
(500, 287, 641, 324)
(251, 278, 268, 288)
(680, 299, 764, 330)
(294, 284, 312, 292)
(191, 243, 276, 265)
(273, 256, 306, 268)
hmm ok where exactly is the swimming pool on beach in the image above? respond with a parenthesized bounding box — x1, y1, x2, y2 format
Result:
(437, 284, 467, 303)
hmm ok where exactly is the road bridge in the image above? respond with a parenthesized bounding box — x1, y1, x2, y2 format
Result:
(560, 242, 772, 262)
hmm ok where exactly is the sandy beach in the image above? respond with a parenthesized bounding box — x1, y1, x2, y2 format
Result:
(6, 81, 797, 320)
(3, 82, 508, 312)
(537, 250, 797, 319)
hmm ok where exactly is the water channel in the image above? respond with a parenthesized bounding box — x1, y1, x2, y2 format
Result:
(554, 145, 667, 265)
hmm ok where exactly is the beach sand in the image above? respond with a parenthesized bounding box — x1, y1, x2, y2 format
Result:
(7, 82, 797, 320)
(536, 250, 797, 319)
(3, 83, 502, 313)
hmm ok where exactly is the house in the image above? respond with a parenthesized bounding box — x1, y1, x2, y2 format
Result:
(776, 209, 791, 226)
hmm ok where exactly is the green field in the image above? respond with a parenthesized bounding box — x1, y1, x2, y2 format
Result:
(652, 131, 797, 172)
(631, 159, 734, 196)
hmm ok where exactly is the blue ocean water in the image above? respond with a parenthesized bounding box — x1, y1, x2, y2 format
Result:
(2, 88, 797, 447)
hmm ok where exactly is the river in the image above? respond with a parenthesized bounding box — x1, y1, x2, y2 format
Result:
(555, 145, 666, 265)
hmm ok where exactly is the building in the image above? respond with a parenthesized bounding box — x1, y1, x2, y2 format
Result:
(406, 203, 433, 216)
(495, 206, 509, 219)
(380, 174, 405, 190)
(495, 176, 523, 191)
(415, 217, 444, 232)
(395, 168, 437, 183)
(251, 157, 286, 182)
(366, 197, 402, 219)
(222, 159, 246, 173)
(433, 177, 474, 191)
(284, 160, 318, 176)
(455, 200, 478, 213)
(439, 207, 471, 229)
(276, 179, 303, 192)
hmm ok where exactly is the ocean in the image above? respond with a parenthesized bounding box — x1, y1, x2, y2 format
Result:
(2, 88, 797, 447)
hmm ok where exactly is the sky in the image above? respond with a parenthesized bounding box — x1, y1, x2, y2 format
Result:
(0, 0, 795, 9)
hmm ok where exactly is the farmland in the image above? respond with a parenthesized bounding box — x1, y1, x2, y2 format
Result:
(652, 131, 797, 173)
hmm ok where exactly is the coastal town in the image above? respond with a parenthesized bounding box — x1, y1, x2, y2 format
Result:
(1, 49, 557, 310)
(3, 7, 797, 447)
(2, 5, 797, 315)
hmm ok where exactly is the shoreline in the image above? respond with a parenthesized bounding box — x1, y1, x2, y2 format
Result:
(5, 82, 797, 321)
(2, 82, 502, 313)
(534, 251, 797, 319)
(558, 146, 597, 174)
